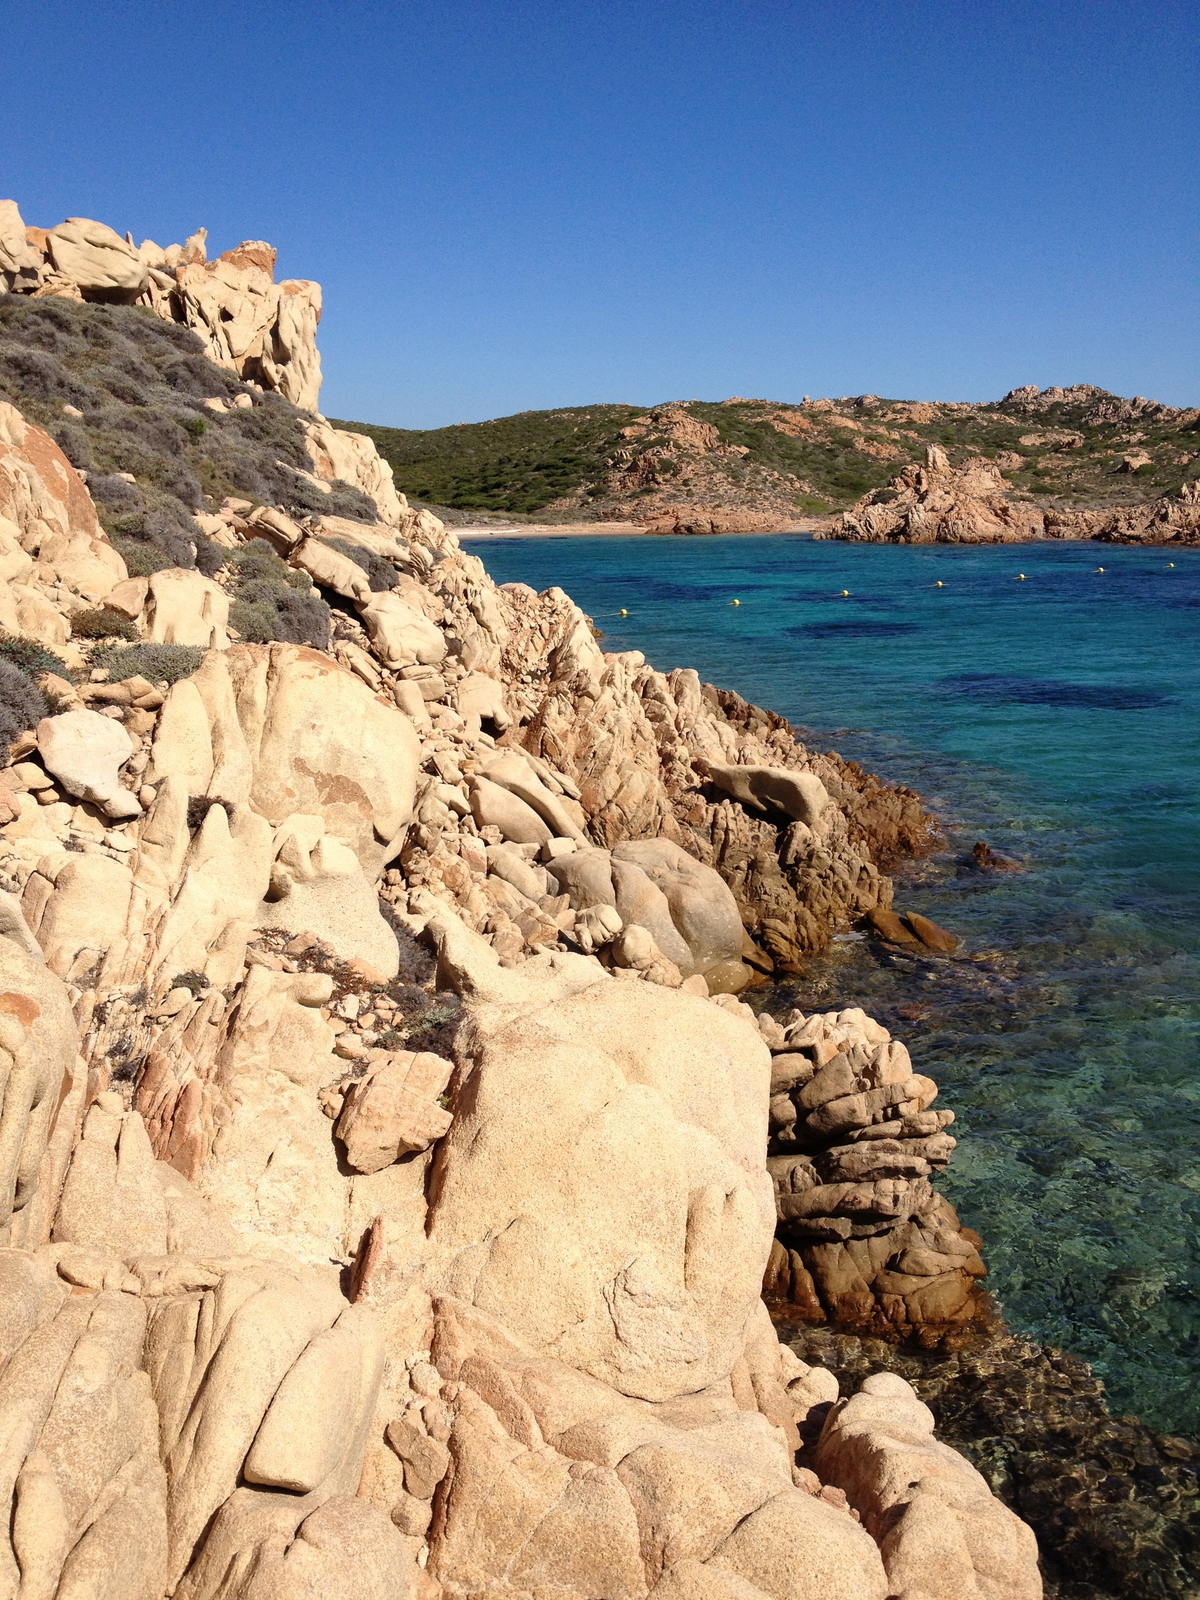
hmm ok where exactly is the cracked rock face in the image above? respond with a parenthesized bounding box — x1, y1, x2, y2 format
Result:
(0, 251, 1041, 1598)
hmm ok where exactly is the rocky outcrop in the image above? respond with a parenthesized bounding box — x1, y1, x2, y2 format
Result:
(0, 831, 1028, 1599)
(758, 1006, 986, 1338)
(0, 287, 1040, 1597)
(813, 1371, 1040, 1599)
(1, 201, 322, 411)
(304, 419, 409, 527)
(1045, 479, 1200, 544)
(830, 446, 1046, 544)
(640, 506, 794, 535)
(0, 401, 127, 637)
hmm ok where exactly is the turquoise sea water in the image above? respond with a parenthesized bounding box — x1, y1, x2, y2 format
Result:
(473, 533, 1200, 1431)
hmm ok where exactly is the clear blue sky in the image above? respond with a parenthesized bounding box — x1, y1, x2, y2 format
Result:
(3, 1, 1196, 425)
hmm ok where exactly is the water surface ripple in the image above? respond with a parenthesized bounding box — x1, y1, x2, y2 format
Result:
(475, 533, 1200, 1431)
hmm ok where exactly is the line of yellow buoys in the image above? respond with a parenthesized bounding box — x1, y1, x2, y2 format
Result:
(606, 560, 1184, 615)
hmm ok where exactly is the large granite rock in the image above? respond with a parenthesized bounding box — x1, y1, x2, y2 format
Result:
(0, 274, 1045, 1598)
(45, 217, 149, 302)
(833, 446, 1045, 544)
(0, 400, 127, 608)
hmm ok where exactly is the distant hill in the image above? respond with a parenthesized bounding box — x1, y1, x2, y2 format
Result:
(333, 385, 1199, 527)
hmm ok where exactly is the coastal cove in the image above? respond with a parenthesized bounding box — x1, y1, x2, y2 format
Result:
(476, 532, 1200, 1433)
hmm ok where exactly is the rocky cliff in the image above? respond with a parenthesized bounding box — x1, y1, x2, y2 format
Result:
(830, 443, 1200, 546)
(1, 202, 321, 410)
(0, 221, 1045, 1599)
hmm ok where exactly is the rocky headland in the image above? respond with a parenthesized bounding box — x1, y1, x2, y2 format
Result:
(827, 443, 1200, 548)
(0, 202, 1187, 1599)
(337, 386, 1199, 543)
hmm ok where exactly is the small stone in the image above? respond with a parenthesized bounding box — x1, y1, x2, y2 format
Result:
(12, 762, 52, 790)
(346, 956, 387, 986)
(390, 1493, 432, 1537)
(159, 986, 194, 1016)
(245, 947, 283, 971)
(385, 1417, 451, 1499)
(409, 1362, 442, 1398)
(335, 1034, 368, 1060)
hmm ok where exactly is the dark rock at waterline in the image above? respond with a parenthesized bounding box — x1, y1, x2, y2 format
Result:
(904, 910, 959, 951)
(967, 839, 1026, 872)
(863, 906, 920, 944)
(862, 905, 959, 951)
(779, 1319, 1200, 1600)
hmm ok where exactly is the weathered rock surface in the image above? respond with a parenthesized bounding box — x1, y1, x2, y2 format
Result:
(45, 217, 149, 302)
(832, 446, 1046, 544)
(2, 201, 322, 410)
(0, 238, 1043, 1599)
(1046, 479, 1200, 544)
(37, 707, 141, 819)
(814, 1371, 1040, 1599)
(0, 399, 126, 619)
(760, 1006, 986, 1337)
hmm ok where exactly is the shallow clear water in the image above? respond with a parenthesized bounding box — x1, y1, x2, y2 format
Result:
(474, 532, 1200, 1431)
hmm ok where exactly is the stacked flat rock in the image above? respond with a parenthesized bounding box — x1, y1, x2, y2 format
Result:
(761, 1006, 988, 1335)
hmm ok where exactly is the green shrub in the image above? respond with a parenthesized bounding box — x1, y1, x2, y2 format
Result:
(0, 660, 49, 749)
(0, 633, 71, 680)
(70, 607, 138, 641)
(224, 540, 330, 647)
(228, 538, 299, 586)
(228, 598, 279, 643)
(112, 538, 175, 577)
(230, 591, 330, 649)
(89, 641, 203, 684)
(326, 538, 396, 592)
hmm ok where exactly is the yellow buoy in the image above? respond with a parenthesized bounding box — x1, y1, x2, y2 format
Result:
(731, 599, 740, 607)
(1169, 563, 1175, 568)
(840, 589, 849, 597)
(619, 608, 628, 616)
(935, 581, 943, 587)
(1018, 574, 1026, 580)
(1097, 566, 1105, 573)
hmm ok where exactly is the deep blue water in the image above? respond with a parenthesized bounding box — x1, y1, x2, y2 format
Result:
(473, 532, 1200, 1431)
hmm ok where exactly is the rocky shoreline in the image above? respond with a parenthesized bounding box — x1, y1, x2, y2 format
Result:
(824, 445, 1200, 547)
(780, 1320, 1200, 1600)
(0, 202, 1183, 1598)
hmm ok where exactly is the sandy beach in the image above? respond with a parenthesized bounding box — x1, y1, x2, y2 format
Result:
(455, 521, 647, 539)
(456, 519, 820, 539)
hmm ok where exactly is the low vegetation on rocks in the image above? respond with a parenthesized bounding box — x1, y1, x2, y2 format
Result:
(0, 657, 49, 746)
(0, 292, 378, 581)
